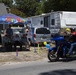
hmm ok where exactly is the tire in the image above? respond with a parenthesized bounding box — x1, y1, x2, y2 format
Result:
(48, 50, 59, 62)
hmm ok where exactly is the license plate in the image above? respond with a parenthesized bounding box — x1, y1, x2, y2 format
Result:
(42, 36, 46, 39)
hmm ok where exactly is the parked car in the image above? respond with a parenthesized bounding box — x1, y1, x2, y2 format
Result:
(1, 27, 22, 44)
(12, 27, 23, 37)
(21, 27, 51, 45)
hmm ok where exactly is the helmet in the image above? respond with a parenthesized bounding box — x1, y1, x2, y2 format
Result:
(66, 28, 71, 32)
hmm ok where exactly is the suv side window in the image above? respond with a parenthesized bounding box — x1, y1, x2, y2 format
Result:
(36, 28, 50, 34)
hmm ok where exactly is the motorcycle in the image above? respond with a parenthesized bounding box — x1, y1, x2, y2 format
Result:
(48, 36, 76, 62)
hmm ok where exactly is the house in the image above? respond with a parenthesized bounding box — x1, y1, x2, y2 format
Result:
(26, 11, 76, 33)
(0, 3, 7, 16)
(0, 3, 8, 30)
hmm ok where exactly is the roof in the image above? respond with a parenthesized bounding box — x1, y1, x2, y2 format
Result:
(0, 3, 7, 16)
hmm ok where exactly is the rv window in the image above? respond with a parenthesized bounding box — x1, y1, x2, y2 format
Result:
(36, 28, 50, 34)
(51, 19, 55, 25)
(40, 21, 43, 25)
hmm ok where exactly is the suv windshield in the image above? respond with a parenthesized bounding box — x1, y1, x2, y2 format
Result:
(36, 28, 50, 34)
(13, 29, 21, 32)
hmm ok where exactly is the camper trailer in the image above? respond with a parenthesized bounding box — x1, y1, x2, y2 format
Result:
(26, 11, 76, 34)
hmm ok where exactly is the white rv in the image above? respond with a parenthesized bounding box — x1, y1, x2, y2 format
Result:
(26, 11, 76, 33)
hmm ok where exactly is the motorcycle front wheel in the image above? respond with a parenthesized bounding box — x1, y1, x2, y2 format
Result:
(48, 50, 59, 62)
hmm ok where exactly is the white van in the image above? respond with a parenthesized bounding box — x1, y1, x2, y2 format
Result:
(22, 27, 51, 45)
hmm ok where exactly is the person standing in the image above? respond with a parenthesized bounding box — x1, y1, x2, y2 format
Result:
(6, 25, 13, 39)
(25, 25, 29, 35)
(21, 34, 30, 50)
(3, 34, 12, 51)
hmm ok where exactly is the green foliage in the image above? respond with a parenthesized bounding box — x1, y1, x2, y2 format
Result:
(16, 0, 41, 16)
(11, 8, 26, 17)
(43, 0, 76, 13)
(0, 0, 13, 7)
(1, 0, 76, 17)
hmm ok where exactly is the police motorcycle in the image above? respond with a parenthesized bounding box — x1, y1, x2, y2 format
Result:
(48, 35, 76, 62)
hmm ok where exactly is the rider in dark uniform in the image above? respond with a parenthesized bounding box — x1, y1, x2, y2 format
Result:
(67, 30, 76, 54)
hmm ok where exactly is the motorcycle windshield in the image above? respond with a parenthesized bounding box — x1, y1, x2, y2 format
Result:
(51, 37, 64, 41)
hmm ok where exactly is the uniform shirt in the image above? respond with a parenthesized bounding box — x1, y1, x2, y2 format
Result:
(70, 35, 76, 42)
(6, 28, 13, 37)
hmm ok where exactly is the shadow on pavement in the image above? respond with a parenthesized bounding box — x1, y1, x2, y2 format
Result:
(0, 45, 30, 52)
(59, 58, 76, 62)
(39, 69, 76, 75)
(48, 57, 76, 63)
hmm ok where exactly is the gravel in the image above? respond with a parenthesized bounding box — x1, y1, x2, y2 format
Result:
(0, 46, 48, 65)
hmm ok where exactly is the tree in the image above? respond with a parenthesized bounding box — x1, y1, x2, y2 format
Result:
(59, 0, 76, 11)
(43, 0, 76, 13)
(0, 0, 13, 7)
(1, 0, 76, 17)
(11, 8, 26, 17)
(15, 0, 41, 16)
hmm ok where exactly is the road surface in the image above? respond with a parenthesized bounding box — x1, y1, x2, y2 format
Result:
(0, 58, 76, 75)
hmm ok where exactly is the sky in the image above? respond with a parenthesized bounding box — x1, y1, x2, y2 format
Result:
(12, 0, 16, 5)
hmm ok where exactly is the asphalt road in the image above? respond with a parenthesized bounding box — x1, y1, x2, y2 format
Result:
(0, 59, 76, 75)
